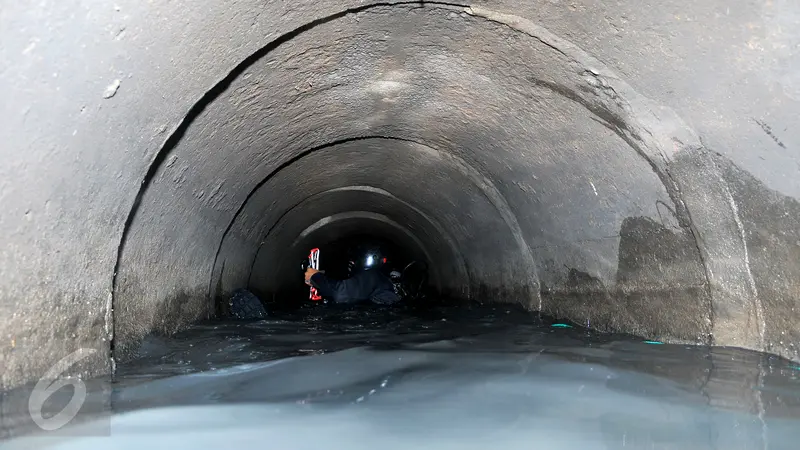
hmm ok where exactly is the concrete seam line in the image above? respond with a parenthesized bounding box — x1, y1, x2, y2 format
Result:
(671, 146, 761, 350)
(430, 144, 541, 309)
(709, 154, 765, 350)
(239, 185, 465, 300)
(681, 209, 717, 347)
(463, 4, 717, 316)
(464, 5, 695, 220)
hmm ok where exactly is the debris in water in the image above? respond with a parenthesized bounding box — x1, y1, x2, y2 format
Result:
(229, 289, 268, 320)
(103, 79, 121, 99)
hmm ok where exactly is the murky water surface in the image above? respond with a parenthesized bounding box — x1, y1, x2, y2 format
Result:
(3, 302, 800, 449)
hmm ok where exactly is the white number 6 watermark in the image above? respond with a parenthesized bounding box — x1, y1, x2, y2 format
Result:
(28, 348, 98, 431)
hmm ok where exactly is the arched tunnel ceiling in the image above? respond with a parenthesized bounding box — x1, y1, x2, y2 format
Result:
(240, 186, 458, 298)
(115, 4, 683, 354)
(215, 137, 531, 305)
(1, 0, 799, 388)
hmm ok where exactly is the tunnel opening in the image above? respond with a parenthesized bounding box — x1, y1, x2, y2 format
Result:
(250, 220, 437, 311)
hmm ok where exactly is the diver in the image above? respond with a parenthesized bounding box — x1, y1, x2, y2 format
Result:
(303, 246, 402, 305)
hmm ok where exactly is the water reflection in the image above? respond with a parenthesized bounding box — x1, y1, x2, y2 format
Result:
(2, 302, 800, 448)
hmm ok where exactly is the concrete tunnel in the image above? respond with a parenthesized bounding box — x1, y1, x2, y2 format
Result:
(1, 1, 799, 389)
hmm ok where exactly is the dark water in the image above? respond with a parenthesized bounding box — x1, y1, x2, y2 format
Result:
(3, 303, 800, 449)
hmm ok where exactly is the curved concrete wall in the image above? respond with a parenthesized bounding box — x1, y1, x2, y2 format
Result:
(1, 1, 798, 387)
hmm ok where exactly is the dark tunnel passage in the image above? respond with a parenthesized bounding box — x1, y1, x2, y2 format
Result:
(1, 0, 800, 390)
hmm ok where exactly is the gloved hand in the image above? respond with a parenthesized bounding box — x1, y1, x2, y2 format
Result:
(304, 267, 322, 285)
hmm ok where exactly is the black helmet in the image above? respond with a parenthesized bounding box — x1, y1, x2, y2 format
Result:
(347, 245, 388, 275)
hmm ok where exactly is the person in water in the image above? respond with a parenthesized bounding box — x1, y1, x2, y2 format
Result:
(304, 246, 401, 305)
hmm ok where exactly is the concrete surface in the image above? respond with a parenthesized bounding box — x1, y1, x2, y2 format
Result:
(1, 0, 798, 387)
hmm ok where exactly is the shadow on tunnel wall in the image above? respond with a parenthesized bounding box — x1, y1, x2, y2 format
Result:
(539, 149, 800, 356)
(540, 214, 712, 345)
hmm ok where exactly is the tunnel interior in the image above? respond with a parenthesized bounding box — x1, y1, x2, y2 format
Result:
(117, 4, 659, 354)
(2, 0, 799, 389)
(110, 3, 794, 361)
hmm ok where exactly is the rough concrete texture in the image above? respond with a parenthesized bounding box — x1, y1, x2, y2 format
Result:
(1, 0, 798, 387)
